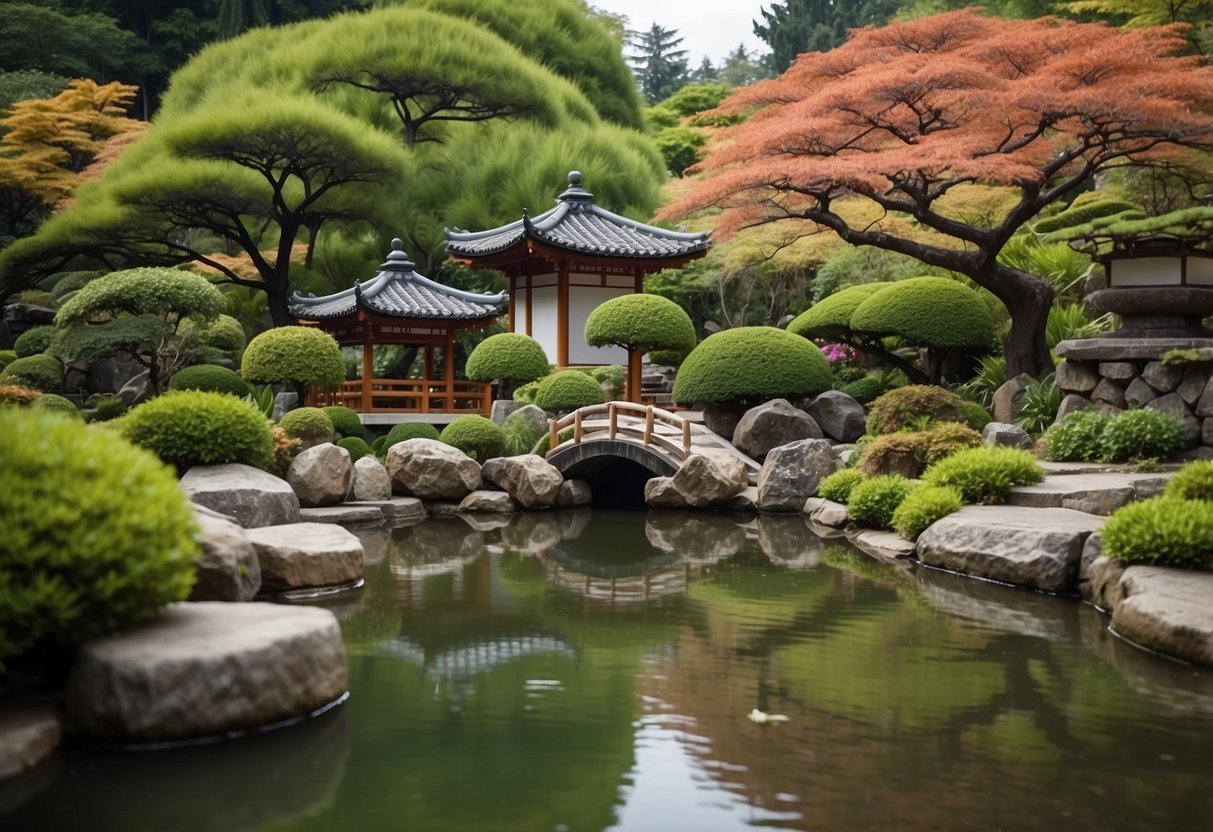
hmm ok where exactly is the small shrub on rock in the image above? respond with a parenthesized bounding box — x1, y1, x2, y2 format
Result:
(923, 446, 1043, 504)
(673, 326, 832, 407)
(818, 468, 865, 503)
(122, 390, 273, 472)
(440, 414, 504, 461)
(385, 421, 440, 449)
(1164, 460, 1213, 501)
(13, 325, 54, 358)
(30, 393, 80, 418)
(323, 406, 364, 440)
(1098, 408, 1185, 463)
(858, 422, 983, 476)
(278, 407, 335, 443)
(169, 364, 251, 398)
(840, 376, 884, 405)
(241, 326, 345, 393)
(336, 436, 373, 462)
(535, 370, 604, 412)
(1, 354, 63, 392)
(0, 409, 198, 675)
(891, 485, 964, 540)
(1042, 409, 1107, 462)
(847, 475, 917, 528)
(866, 385, 965, 435)
(1103, 497, 1213, 569)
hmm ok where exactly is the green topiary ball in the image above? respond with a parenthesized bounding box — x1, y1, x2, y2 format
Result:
(279, 407, 335, 443)
(0, 409, 199, 673)
(512, 380, 542, 404)
(324, 406, 365, 440)
(922, 446, 1043, 504)
(122, 390, 274, 472)
(1103, 496, 1213, 569)
(440, 414, 505, 461)
(13, 325, 55, 358)
(181, 314, 247, 352)
(787, 283, 890, 338)
(169, 364, 252, 398)
(672, 326, 833, 407)
(839, 376, 885, 405)
(534, 369, 606, 412)
(891, 484, 964, 540)
(847, 475, 917, 528)
(336, 436, 373, 462)
(818, 468, 865, 503)
(1098, 408, 1186, 463)
(648, 349, 685, 367)
(1164, 460, 1213, 501)
(866, 385, 966, 435)
(30, 393, 81, 419)
(0, 354, 64, 392)
(385, 421, 440, 448)
(850, 277, 996, 349)
(464, 333, 550, 384)
(241, 326, 345, 391)
(584, 294, 697, 354)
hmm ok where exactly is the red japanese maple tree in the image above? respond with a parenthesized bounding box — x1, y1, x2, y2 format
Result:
(663, 10, 1213, 376)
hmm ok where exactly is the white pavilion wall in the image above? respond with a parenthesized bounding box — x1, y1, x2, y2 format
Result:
(569, 285, 629, 365)
(530, 285, 559, 363)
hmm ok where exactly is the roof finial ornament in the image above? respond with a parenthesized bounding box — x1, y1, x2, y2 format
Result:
(380, 236, 415, 273)
(568, 170, 582, 187)
(558, 168, 593, 205)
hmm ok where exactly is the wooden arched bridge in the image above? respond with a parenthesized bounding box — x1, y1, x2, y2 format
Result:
(542, 403, 760, 505)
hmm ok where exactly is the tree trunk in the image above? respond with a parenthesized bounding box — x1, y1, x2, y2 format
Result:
(990, 266, 1054, 379)
(266, 288, 294, 327)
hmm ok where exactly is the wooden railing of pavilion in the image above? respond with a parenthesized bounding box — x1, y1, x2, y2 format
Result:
(310, 378, 491, 415)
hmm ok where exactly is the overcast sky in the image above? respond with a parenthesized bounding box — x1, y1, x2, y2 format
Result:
(592, 1, 770, 67)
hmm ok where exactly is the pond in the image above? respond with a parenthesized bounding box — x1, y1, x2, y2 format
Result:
(5, 509, 1213, 831)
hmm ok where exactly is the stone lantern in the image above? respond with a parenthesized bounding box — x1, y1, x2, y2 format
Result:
(1087, 238, 1213, 337)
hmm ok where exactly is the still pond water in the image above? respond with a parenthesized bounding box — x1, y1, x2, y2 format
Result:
(5, 509, 1213, 831)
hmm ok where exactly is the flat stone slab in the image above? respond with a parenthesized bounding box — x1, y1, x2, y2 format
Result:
(916, 506, 1105, 593)
(803, 496, 848, 527)
(1112, 567, 1213, 667)
(849, 529, 916, 561)
(245, 523, 364, 592)
(0, 706, 60, 781)
(1007, 472, 1173, 516)
(1055, 337, 1213, 361)
(346, 497, 426, 524)
(65, 602, 347, 743)
(298, 505, 385, 526)
(179, 464, 300, 529)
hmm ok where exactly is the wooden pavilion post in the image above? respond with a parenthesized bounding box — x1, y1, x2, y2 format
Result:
(444, 330, 455, 413)
(361, 328, 373, 413)
(557, 259, 569, 368)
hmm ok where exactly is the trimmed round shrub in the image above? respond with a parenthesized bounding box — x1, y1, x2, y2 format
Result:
(818, 468, 865, 503)
(371, 436, 388, 455)
(385, 421, 440, 448)
(169, 364, 252, 397)
(1042, 409, 1107, 462)
(850, 277, 996, 349)
(0, 349, 16, 370)
(241, 326, 345, 391)
(866, 385, 965, 435)
(122, 390, 273, 472)
(324, 406, 365, 440)
(839, 376, 884, 405)
(0, 409, 198, 673)
(30, 393, 81, 418)
(0, 354, 64, 392)
(88, 393, 128, 422)
(1103, 497, 1213, 569)
(847, 475, 917, 528)
(923, 446, 1043, 504)
(279, 407, 335, 443)
(1164, 460, 1213, 501)
(891, 485, 964, 540)
(535, 369, 605, 412)
(673, 326, 833, 407)
(464, 333, 550, 384)
(0, 384, 41, 406)
(336, 436, 373, 462)
(13, 325, 54, 358)
(788, 283, 890, 337)
(1099, 408, 1185, 463)
(584, 294, 697, 354)
(440, 414, 505, 462)
(513, 380, 542, 404)
(958, 399, 992, 431)
(181, 314, 246, 352)
(648, 349, 685, 367)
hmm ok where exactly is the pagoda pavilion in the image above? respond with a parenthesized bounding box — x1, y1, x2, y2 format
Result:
(444, 171, 709, 399)
(289, 239, 506, 418)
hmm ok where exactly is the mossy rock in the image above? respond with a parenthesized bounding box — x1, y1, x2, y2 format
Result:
(673, 326, 832, 407)
(278, 407, 335, 443)
(13, 325, 55, 358)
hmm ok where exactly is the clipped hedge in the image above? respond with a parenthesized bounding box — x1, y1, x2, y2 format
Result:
(464, 333, 550, 383)
(30, 393, 81, 418)
(13, 325, 54, 358)
(817, 468, 865, 503)
(787, 283, 889, 337)
(336, 436, 373, 462)
(0, 354, 64, 392)
(535, 369, 605, 412)
(923, 446, 1043, 504)
(169, 364, 252, 398)
(1164, 460, 1213, 501)
(672, 326, 832, 407)
(958, 399, 992, 431)
(1103, 497, 1213, 570)
(584, 293, 697, 354)
(241, 326, 345, 391)
(891, 485, 964, 540)
(0, 408, 198, 673)
(866, 385, 966, 435)
(278, 407, 335, 443)
(122, 390, 273, 472)
(440, 414, 505, 462)
(385, 421, 441, 448)
(323, 406, 365, 440)
(847, 475, 917, 528)
(850, 277, 996, 349)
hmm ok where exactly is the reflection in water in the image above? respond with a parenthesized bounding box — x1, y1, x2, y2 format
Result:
(7, 509, 1213, 831)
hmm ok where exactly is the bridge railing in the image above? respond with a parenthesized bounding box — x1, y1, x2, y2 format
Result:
(546, 402, 692, 461)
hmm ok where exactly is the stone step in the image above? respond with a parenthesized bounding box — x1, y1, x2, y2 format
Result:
(245, 522, 364, 593)
(1007, 472, 1173, 515)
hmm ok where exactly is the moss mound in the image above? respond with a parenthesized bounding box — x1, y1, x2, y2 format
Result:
(122, 390, 273, 471)
(30, 393, 81, 418)
(440, 414, 505, 461)
(13, 325, 55, 358)
(169, 364, 252, 398)
(847, 475, 917, 529)
(278, 407, 335, 442)
(922, 446, 1043, 504)
(535, 369, 605, 412)
(891, 485, 964, 540)
(323, 406, 365, 440)
(336, 436, 373, 462)
(1103, 497, 1213, 569)
(1, 354, 64, 392)
(850, 277, 995, 349)
(673, 326, 832, 407)
(866, 385, 966, 435)
(464, 333, 550, 383)
(385, 421, 441, 448)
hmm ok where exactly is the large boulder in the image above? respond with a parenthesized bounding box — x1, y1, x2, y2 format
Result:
(916, 505, 1104, 593)
(643, 476, 687, 509)
(245, 522, 364, 592)
(481, 455, 564, 509)
(459, 490, 516, 513)
(286, 443, 353, 508)
(756, 439, 836, 512)
(556, 479, 593, 507)
(671, 450, 749, 508)
(65, 603, 347, 743)
(1111, 567, 1213, 666)
(509, 404, 550, 435)
(385, 438, 481, 501)
(807, 391, 867, 443)
(732, 398, 822, 460)
(350, 455, 391, 502)
(700, 403, 745, 441)
(490, 399, 524, 425)
(179, 464, 301, 529)
(190, 507, 261, 602)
